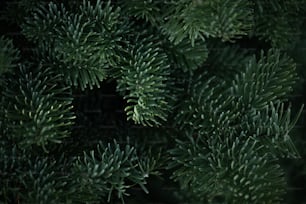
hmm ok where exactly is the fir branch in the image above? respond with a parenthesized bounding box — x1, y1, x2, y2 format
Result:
(0, 142, 28, 203)
(161, 0, 254, 46)
(0, 36, 20, 76)
(52, 13, 110, 89)
(204, 41, 253, 83)
(18, 158, 64, 204)
(174, 73, 240, 135)
(230, 49, 297, 110)
(253, 0, 305, 48)
(169, 131, 286, 203)
(78, 0, 128, 68)
(22, 0, 126, 90)
(67, 140, 159, 203)
(3, 65, 75, 152)
(0, 0, 304, 203)
(163, 38, 209, 73)
(0, 33, 16, 134)
(116, 34, 172, 127)
(119, 0, 162, 26)
(22, 2, 68, 44)
(0, 148, 70, 204)
(243, 102, 304, 158)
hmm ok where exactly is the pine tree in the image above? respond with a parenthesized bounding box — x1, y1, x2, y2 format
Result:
(1, 0, 306, 203)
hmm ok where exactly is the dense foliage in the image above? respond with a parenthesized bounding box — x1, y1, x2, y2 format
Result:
(1, 0, 306, 203)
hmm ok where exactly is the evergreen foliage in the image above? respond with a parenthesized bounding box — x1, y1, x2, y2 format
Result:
(204, 41, 253, 83)
(116, 34, 172, 126)
(0, 36, 20, 75)
(164, 38, 209, 73)
(1, 0, 306, 203)
(119, 0, 162, 26)
(160, 0, 254, 45)
(67, 140, 161, 203)
(230, 49, 297, 110)
(169, 131, 286, 203)
(253, 0, 305, 48)
(22, 0, 125, 90)
(2, 65, 75, 151)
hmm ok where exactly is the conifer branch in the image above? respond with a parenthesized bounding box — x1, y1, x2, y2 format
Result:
(163, 38, 209, 73)
(169, 131, 286, 203)
(174, 73, 240, 135)
(230, 49, 297, 110)
(22, 0, 126, 90)
(0, 142, 28, 203)
(119, 0, 162, 26)
(171, 49, 302, 203)
(253, 0, 305, 48)
(161, 0, 254, 46)
(3, 65, 75, 152)
(0, 36, 20, 75)
(204, 41, 252, 83)
(18, 158, 64, 204)
(0, 0, 304, 203)
(117, 35, 172, 127)
(243, 102, 304, 158)
(67, 140, 159, 203)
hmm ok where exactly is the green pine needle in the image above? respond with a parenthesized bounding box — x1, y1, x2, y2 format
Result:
(230, 49, 297, 110)
(169, 131, 286, 203)
(161, 0, 254, 46)
(3, 65, 75, 152)
(68, 140, 158, 203)
(22, 0, 126, 90)
(0, 36, 20, 76)
(117, 35, 172, 127)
